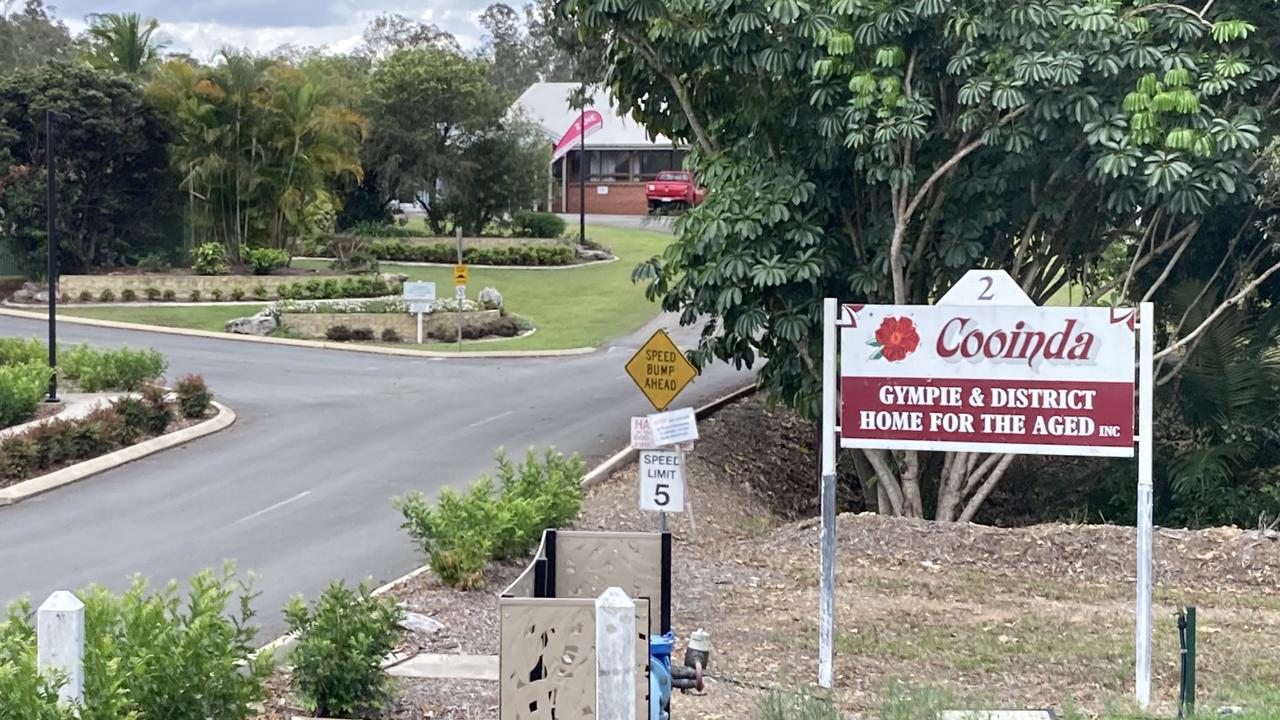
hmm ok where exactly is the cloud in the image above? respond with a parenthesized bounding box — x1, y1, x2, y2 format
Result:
(51, 0, 493, 59)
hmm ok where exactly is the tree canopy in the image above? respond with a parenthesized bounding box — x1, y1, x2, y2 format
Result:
(562, 0, 1280, 520)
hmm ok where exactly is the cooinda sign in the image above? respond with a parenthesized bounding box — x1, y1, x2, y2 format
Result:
(839, 303, 1137, 457)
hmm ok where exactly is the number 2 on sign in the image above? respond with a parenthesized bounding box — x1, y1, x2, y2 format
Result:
(978, 275, 994, 301)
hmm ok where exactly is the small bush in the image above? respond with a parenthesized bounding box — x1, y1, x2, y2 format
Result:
(513, 211, 566, 239)
(343, 221, 424, 238)
(144, 287, 162, 301)
(380, 328, 402, 343)
(192, 242, 228, 275)
(0, 363, 49, 428)
(303, 279, 323, 299)
(284, 581, 403, 719)
(174, 375, 214, 419)
(487, 316, 521, 338)
(325, 325, 352, 342)
(211, 288, 225, 301)
(138, 385, 173, 434)
(77, 290, 93, 302)
(0, 600, 80, 720)
(189, 290, 201, 302)
(331, 249, 379, 274)
(350, 327, 375, 341)
(252, 283, 268, 301)
(99, 289, 116, 302)
(161, 289, 177, 302)
(321, 279, 341, 299)
(395, 486, 494, 589)
(121, 289, 137, 302)
(277, 283, 298, 300)
(230, 288, 246, 301)
(136, 252, 171, 272)
(62, 345, 167, 392)
(0, 338, 45, 367)
(245, 247, 289, 275)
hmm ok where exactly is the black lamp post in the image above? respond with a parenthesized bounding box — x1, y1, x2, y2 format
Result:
(45, 109, 64, 403)
(578, 96, 586, 244)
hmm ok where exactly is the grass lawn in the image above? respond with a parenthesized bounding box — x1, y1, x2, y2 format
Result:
(294, 225, 667, 351)
(60, 304, 266, 333)
(45, 225, 668, 351)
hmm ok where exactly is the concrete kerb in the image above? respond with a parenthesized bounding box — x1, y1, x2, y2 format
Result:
(251, 381, 759, 664)
(0, 307, 594, 359)
(0, 401, 236, 508)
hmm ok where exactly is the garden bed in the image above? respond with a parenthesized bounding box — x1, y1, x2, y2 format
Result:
(48, 274, 391, 304)
(279, 310, 509, 343)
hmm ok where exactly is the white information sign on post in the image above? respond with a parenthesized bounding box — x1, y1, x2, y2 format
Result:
(646, 407, 699, 447)
(455, 284, 467, 300)
(638, 449, 684, 512)
(403, 282, 437, 343)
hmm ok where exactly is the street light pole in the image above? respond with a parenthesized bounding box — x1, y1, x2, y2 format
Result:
(578, 97, 586, 244)
(45, 109, 58, 403)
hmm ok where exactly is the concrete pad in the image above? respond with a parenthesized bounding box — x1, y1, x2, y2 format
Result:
(386, 653, 499, 681)
(939, 712, 1056, 720)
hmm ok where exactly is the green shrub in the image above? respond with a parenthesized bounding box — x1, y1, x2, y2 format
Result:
(304, 279, 323, 299)
(283, 581, 402, 719)
(245, 247, 289, 275)
(343, 221, 424, 238)
(321, 279, 341, 299)
(135, 252, 172, 272)
(0, 337, 45, 367)
(144, 287, 162, 301)
(11, 408, 124, 473)
(252, 283, 268, 301)
(99, 289, 116, 302)
(330, 249, 380, 274)
(189, 290, 201, 302)
(121, 289, 137, 302)
(350, 327, 375, 342)
(161, 289, 177, 302)
(380, 328, 402, 343)
(61, 345, 166, 392)
(395, 485, 495, 588)
(230, 288, 246, 301)
(277, 283, 298, 300)
(0, 363, 49, 428)
(175, 374, 214, 419)
(325, 325, 353, 342)
(514, 211, 566, 239)
(192, 242, 228, 275)
(77, 290, 93, 302)
(396, 449, 584, 586)
(80, 565, 272, 720)
(0, 435, 39, 478)
(211, 288, 225, 301)
(0, 600, 80, 720)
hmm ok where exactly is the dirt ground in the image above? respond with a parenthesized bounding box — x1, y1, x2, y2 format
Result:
(260, 395, 1280, 719)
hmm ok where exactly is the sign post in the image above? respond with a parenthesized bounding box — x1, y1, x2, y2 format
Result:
(454, 228, 466, 352)
(818, 271, 1149, 705)
(403, 281, 437, 344)
(626, 330, 699, 534)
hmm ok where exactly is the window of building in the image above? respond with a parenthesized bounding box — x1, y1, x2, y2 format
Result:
(590, 151, 633, 181)
(639, 150, 679, 179)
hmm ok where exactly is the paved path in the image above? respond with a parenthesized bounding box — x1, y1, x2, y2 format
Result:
(0, 313, 749, 637)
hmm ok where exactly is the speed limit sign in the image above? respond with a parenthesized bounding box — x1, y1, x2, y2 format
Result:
(639, 449, 684, 512)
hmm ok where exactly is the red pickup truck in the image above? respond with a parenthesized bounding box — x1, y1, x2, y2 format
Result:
(646, 171, 705, 214)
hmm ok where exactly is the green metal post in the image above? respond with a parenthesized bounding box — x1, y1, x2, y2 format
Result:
(1185, 606, 1196, 716)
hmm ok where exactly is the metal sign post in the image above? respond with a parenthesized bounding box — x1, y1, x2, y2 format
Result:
(404, 282, 436, 344)
(455, 227, 465, 351)
(818, 299, 837, 689)
(1136, 301, 1155, 707)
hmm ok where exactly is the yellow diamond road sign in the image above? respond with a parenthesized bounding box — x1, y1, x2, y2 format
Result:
(453, 264, 468, 285)
(625, 330, 698, 412)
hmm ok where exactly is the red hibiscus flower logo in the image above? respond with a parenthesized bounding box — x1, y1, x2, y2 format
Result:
(869, 316, 919, 362)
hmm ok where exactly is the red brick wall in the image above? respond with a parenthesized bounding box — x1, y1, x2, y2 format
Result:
(556, 182, 649, 215)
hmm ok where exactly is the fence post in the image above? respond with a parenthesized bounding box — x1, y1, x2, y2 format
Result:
(37, 590, 85, 708)
(595, 586, 636, 720)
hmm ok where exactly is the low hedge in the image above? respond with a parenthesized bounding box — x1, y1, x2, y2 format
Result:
(62, 345, 166, 392)
(0, 364, 49, 428)
(312, 240, 577, 267)
(275, 277, 399, 301)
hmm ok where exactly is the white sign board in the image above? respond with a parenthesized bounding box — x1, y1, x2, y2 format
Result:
(632, 417, 694, 451)
(404, 282, 436, 314)
(937, 269, 1034, 307)
(638, 449, 684, 512)
(455, 285, 467, 300)
(647, 407, 698, 447)
(839, 303, 1136, 457)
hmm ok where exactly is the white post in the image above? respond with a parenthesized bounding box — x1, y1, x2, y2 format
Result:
(416, 311, 424, 344)
(819, 298, 838, 689)
(1135, 301, 1155, 708)
(37, 590, 84, 708)
(595, 586, 636, 720)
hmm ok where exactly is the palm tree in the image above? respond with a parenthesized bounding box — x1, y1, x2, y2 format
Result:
(82, 12, 166, 76)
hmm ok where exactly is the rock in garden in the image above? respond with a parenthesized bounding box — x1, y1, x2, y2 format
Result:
(225, 313, 277, 336)
(576, 246, 612, 262)
(32, 290, 49, 303)
(479, 287, 503, 310)
(381, 272, 410, 283)
(398, 611, 445, 636)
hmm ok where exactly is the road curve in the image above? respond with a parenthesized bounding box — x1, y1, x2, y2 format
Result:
(0, 313, 751, 637)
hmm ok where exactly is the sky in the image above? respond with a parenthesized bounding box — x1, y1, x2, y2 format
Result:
(47, 0, 490, 59)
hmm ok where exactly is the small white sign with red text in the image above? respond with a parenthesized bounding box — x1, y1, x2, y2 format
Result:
(839, 304, 1136, 457)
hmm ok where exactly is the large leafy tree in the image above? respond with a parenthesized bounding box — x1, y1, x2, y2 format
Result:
(0, 62, 178, 271)
(440, 118, 552, 235)
(562, 0, 1280, 520)
(0, 0, 71, 74)
(80, 12, 166, 77)
(364, 48, 506, 234)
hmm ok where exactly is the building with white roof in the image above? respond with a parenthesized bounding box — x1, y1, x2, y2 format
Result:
(513, 82, 689, 215)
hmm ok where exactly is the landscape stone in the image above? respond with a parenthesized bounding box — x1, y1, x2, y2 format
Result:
(478, 287, 503, 310)
(398, 611, 445, 636)
(576, 246, 612, 262)
(225, 312, 278, 336)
